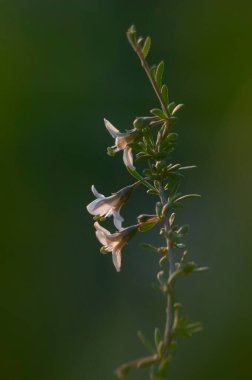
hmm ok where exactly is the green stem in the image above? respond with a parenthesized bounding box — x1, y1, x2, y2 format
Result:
(159, 183, 175, 350)
(128, 38, 168, 117)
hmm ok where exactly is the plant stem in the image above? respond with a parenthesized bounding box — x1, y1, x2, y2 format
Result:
(128, 38, 168, 117)
(159, 182, 175, 349)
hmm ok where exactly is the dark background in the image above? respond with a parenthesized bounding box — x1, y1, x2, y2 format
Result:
(1, 0, 252, 379)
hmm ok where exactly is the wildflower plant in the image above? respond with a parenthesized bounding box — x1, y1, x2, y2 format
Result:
(86, 26, 208, 379)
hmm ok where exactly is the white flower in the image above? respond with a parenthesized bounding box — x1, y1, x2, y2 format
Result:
(94, 222, 138, 272)
(86, 183, 136, 230)
(104, 118, 139, 169)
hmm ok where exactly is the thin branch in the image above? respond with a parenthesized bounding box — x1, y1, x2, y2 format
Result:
(115, 354, 159, 378)
(159, 182, 175, 348)
(128, 36, 168, 117)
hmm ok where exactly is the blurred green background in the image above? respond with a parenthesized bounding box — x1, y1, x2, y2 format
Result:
(1, 0, 252, 379)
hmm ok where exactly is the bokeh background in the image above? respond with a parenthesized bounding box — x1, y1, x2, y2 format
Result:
(1, 0, 252, 379)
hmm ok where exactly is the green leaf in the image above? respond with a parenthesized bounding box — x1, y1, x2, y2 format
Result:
(171, 103, 184, 115)
(179, 165, 197, 171)
(157, 270, 166, 285)
(147, 189, 160, 196)
(150, 65, 156, 79)
(133, 116, 155, 130)
(154, 328, 162, 349)
(161, 84, 169, 106)
(155, 202, 162, 217)
(167, 102, 176, 114)
(138, 221, 158, 232)
(167, 163, 181, 172)
(176, 243, 186, 249)
(141, 243, 159, 252)
(194, 266, 209, 272)
(159, 255, 168, 267)
(127, 167, 156, 191)
(169, 212, 176, 226)
(175, 194, 201, 203)
(155, 61, 164, 88)
(137, 331, 155, 353)
(182, 261, 197, 274)
(150, 108, 165, 118)
(185, 322, 203, 336)
(142, 36, 151, 58)
(166, 133, 179, 142)
(162, 202, 171, 216)
(127, 25, 136, 44)
(177, 224, 190, 236)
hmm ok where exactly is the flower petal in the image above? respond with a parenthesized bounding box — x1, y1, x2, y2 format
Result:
(104, 118, 119, 138)
(94, 221, 111, 235)
(123, 147, 135, 169)
(91, 185, 104, 199)
(112, 210, 124, 230)
(95, 230, 110, 247)
(86, 199, 112, 216)
(112, 248, 122, 272)
(115, 136, 128, 150)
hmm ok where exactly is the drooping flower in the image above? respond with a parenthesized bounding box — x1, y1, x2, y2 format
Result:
(94, 222, 138, 272)
(86, 182, 139, 230)
(104, 118, 139, 169)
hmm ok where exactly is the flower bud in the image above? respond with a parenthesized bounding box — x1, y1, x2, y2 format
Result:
(133, 116, 155, 130)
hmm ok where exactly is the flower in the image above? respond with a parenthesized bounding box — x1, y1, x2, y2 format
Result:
(86, 183, 137, 230)
(104, 118, 139, 169)
(94, 222, 138, 272)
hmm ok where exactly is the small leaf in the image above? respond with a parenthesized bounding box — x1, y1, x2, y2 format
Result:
(157, 270, 166, 285)
(150, 65, 156, 79)
(169, 212, 176, 226)
(150, 108, 165, 118)
(127, 25, 136, 44)
(182, 261, 196, 274)
(137, 331, 155, 353)
(194, 266, 209, 272)
(141, 243, 159, 252)
(127, 167, 156, 191)
(166, 133, 179, 142)
(172, 103, 184, 115)
(142, 36, 151, 58)
(168, 102, 176, 114)
(155, 61, 164, 88)
(155, 202, 162, 217)
(162, 202, 171, 216)
(175, 194, 201, 203)
(186, 322, 203, 336)
(154, 328, 161, 349)
(167, 163, 181, 172)
(133, 116, 155, 130)
(161, 84, 169, 106)
(137, 214, 157, 223)
(147, 189, 160, 195)
(177, 225, 190, 236)
(138, 221, 158, 232)
(159, 255, 168, 267)
(179, 165, 197, 171)
(176, 243, 186, 249)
